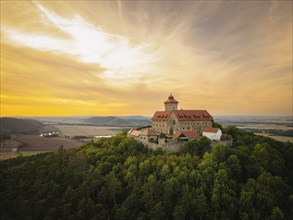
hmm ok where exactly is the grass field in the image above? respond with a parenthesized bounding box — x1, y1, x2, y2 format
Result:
(0, 151, 49, 160)
(255, 133, 293, 143)
(19, 151, 50, 156)
(0, 152, 18, 160)
(55, 125, 124, 136)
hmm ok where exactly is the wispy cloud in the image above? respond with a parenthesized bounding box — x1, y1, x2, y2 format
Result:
(1, 0, 292, 116)
(4, 1, 160, 83)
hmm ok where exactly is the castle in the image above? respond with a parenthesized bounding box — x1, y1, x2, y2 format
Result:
(128, 94, 222, 144)
(151, 94, 213, 136)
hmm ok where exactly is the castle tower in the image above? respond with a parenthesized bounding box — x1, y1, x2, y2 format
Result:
(164, 94, 178, 111)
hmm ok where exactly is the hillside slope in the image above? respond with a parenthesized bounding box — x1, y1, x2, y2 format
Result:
(0, 128, 292, 219)
(0, 117, 44, 134)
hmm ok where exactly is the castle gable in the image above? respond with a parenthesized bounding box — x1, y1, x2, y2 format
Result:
(152, 110, 213, 122)
(140, 128, 157, 136)
(173, 131, 200, 140)
(127, 129, 141, 137)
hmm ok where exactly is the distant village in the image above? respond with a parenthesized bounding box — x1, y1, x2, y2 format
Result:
(128, 94, 224, 151)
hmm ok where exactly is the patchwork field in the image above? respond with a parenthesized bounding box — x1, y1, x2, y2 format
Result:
(216, 116, 292, 143)
(237, 124, 292, 131)
(255, 133, 293, 143)
(11, 134, 82, 151)
(55, 125, 124, 136)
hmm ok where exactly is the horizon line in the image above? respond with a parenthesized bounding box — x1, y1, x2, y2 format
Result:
(1, 115, 292, 118)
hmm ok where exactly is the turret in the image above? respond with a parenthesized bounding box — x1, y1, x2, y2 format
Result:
(164, 94, 178, 111)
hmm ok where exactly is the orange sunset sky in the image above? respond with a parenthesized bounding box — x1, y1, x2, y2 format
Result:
(1, 1, 292, 116)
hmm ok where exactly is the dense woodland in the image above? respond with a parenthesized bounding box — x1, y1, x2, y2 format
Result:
(0, 126, 292, 219)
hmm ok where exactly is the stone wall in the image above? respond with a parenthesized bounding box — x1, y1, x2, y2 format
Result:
(138, 137, 182, 152)
(130, 135, 232, 153)
(165, 103, 178, 111)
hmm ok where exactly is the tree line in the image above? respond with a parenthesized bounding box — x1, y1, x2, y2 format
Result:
(0, 126, 292, 219)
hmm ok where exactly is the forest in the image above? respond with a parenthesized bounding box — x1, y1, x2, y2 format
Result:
(0, 126, 292, 220)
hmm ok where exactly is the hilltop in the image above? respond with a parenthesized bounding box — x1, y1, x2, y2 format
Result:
(0, 127, 292, 219)
(0, 117, 44, 135)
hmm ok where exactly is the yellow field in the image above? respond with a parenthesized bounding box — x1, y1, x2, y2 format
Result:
(0, 152, 18, 160)
(0, 151, 50, 160)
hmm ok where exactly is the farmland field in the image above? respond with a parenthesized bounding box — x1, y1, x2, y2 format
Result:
(55, 125, 124, 136)
(11, 134, 82, 151)
(0, 152, 18, 160)
(237, 124, 292, 131)
(19, 151, 50, 156)
(0, 151, 50, 160)
(255, 133, 293, 142)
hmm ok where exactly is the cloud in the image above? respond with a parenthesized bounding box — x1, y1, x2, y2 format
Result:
(3, 1, 160, 85)
(1, 0, 292, 116)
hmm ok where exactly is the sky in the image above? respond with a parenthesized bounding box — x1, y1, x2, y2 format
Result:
(1, 0, 292, 117)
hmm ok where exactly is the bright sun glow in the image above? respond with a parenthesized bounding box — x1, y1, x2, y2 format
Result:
(4, 1, 159, 81)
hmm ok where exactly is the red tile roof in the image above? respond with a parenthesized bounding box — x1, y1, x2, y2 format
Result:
(140, 128, 157, 136)
(164, 94, 179, 104)
(128, 129, 141, 137)
(152, 110, 213, 121)
(127, 128, 134, 134)
(173, 110, 213, 121)
(202, 127, 220, 133)
(152, 111, 172, 121)
(173, 131, 200, 140)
